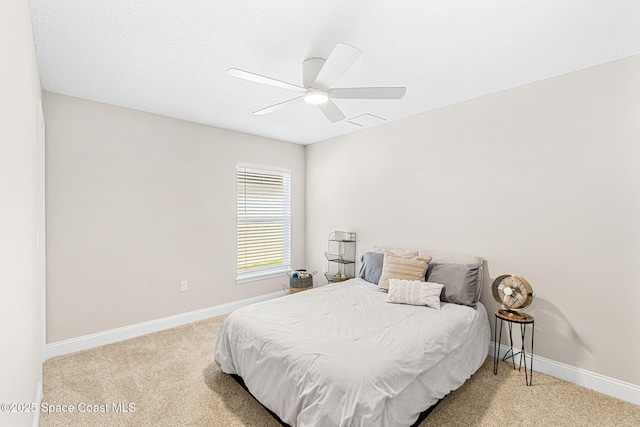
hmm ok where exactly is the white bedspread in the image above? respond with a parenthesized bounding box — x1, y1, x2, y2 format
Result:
(214, 279, 490, 427)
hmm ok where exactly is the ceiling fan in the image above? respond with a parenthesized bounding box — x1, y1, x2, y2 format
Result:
(226, 43, 406, 123)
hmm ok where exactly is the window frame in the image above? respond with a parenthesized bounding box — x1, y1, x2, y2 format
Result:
(236, 163, 292, 284)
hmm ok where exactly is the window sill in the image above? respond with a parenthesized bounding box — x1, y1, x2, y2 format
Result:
(236, 268, 290, 285)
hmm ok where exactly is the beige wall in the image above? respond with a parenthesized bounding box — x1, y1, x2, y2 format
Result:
(42, 52, 640, 387)
(306, 55, 640, 386)
(0, 0, 43, 426)
(44, 93, 305, 342)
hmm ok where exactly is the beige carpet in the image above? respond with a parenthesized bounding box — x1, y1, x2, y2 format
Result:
(41, 315, 640, 427)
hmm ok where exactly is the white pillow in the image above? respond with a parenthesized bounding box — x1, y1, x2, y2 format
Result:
(385, 279, 444, 309)
(370, 245, 419, 257)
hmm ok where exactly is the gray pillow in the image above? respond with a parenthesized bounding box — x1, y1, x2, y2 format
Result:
(358, 252, 385, 285)
(426, 263, 480, 308)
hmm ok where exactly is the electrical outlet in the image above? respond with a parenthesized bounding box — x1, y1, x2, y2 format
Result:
(180, 280, 188, 292)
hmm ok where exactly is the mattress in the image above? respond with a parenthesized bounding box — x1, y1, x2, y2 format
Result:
(214, 278, 490, 427)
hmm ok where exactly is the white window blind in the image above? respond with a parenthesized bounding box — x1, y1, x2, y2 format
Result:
(237, 164, 291, 282)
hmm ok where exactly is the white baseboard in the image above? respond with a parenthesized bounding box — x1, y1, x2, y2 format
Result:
(32, 380, 42, 427)
(490, 341, 640, 406)
(46, 290, 287, 359)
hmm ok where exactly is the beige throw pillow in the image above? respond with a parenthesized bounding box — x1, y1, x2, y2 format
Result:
(378, 251, 432, 292)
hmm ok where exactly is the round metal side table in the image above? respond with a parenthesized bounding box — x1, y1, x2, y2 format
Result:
(493, 309, 535, 386)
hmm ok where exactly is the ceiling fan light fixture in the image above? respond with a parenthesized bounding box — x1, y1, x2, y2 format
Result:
(304, 90, 329, 105)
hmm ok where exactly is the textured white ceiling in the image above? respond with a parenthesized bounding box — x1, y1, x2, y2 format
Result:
(29, 1, 640, 144)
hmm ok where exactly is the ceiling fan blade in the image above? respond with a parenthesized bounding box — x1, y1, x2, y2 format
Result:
(313, 43, 362, 89)
(317, 100, 346, 123)
(253, 96, 304, 115)
(329, 87, 407, 99)
(226, 68, 305, 92)
(302, 58, 325, 88)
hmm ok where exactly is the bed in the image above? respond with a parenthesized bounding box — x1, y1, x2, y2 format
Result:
(214, 250, 490, 426)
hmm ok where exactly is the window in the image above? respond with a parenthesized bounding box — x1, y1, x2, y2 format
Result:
(236, 164, 291, 283)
